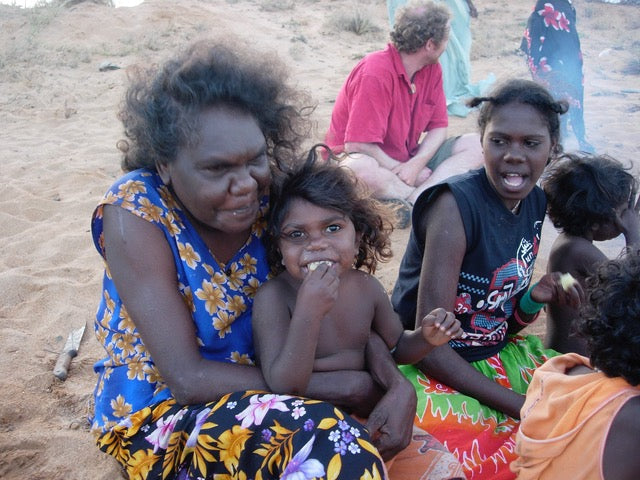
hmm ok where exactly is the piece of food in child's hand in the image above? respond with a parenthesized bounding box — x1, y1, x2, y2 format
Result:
(560, 273, 577, 291)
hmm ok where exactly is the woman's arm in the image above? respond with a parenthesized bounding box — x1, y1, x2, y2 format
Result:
(306, 369, 383, 416)
(364, 332, 417, 461)
(103, 205, 267, 405)
(413, 191, 525, 418)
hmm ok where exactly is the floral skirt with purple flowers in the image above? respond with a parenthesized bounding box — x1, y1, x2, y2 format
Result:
(95, 389, 386, 480)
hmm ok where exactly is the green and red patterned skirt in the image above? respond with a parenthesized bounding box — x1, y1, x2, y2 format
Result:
(400, 334, 558, 480)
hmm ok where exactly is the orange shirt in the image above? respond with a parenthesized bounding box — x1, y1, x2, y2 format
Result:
(512, 353, 640, 479)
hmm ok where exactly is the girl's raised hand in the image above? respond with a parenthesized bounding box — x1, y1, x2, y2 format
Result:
(420, 308, 463, 346)
(532, 272, 583, 309)
(615, 184, 640, 246)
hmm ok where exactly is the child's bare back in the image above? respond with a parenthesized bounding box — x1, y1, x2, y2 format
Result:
(546, 234, 606, 353)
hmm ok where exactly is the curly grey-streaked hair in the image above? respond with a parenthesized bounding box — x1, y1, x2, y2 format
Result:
(117, 39, 312, 172)
(390, 1, 450, 53)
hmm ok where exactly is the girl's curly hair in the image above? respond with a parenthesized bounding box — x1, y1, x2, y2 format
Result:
(468, 78, 568, 159)
(117, 39, 312, 172)
(390, 1, 450, 53)
(542, 153, 636, 236)
(267, 145, 394, 275)
(578, 249, 640, 386)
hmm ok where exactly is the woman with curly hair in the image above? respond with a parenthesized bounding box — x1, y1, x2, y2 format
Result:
(513, 250, 640, 479)
(542, 152, 640, 354)
(90, 39, 419, 479)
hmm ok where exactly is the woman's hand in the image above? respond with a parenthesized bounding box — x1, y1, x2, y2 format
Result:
(366, 377, 416, 461)
(364, 333, 416, 460)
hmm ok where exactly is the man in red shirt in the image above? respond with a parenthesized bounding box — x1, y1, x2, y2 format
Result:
(325, 1, 482, 221)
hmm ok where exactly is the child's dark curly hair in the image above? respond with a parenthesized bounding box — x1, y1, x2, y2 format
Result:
(468, 78, 568, 159)
(578, 249, 640, 386)
(117, 39, 312, 172)
(267, 145, 394, 275)
(542, 153, 636, 237)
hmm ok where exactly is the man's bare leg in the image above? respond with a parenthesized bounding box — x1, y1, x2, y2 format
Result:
(407, 133, 484, 204)
(340, 153, 414, 200)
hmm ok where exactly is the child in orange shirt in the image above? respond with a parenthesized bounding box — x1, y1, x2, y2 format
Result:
(513, 249, 640, 480)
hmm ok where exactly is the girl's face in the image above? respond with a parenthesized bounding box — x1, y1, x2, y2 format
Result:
(277, 198, 361, 281)
(158, 106, 270, 235)
(481, 102, 555, 211)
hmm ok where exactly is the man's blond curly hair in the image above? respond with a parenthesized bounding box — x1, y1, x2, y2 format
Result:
(390, 1, 450, 53)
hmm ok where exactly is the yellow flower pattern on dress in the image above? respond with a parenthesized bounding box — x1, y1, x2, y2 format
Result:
(91, 170, 270, 434)
(97, 393, 384, 479)
(178, 241, 201, 270)
(195, 279, 227, 315)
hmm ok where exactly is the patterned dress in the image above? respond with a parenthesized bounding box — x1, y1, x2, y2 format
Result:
(520, 0, 592, 150)
(90, 169, 386, 479)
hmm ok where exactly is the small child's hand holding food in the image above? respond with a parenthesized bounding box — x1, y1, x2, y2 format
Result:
(420, 308, 463, 347)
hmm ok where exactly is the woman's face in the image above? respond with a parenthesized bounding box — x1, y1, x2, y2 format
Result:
(481, 102, 555, 211)
(277, 198, 360, 282)
(158, 106, 270, 235)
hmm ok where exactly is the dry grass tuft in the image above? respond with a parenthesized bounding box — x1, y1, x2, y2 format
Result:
(328, 5, 382, 36)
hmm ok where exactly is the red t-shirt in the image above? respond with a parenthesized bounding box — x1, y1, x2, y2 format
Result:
(325, 44, 448, 163)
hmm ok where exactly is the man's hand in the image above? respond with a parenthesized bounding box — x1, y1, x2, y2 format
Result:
(392, 160, 429, 187)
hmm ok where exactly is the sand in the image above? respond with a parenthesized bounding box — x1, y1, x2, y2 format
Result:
(0, 0, 638, 478)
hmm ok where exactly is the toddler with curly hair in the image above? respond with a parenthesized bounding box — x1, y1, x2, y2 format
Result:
(513, 249, 640, 479)
(542, 152, 640, 354)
